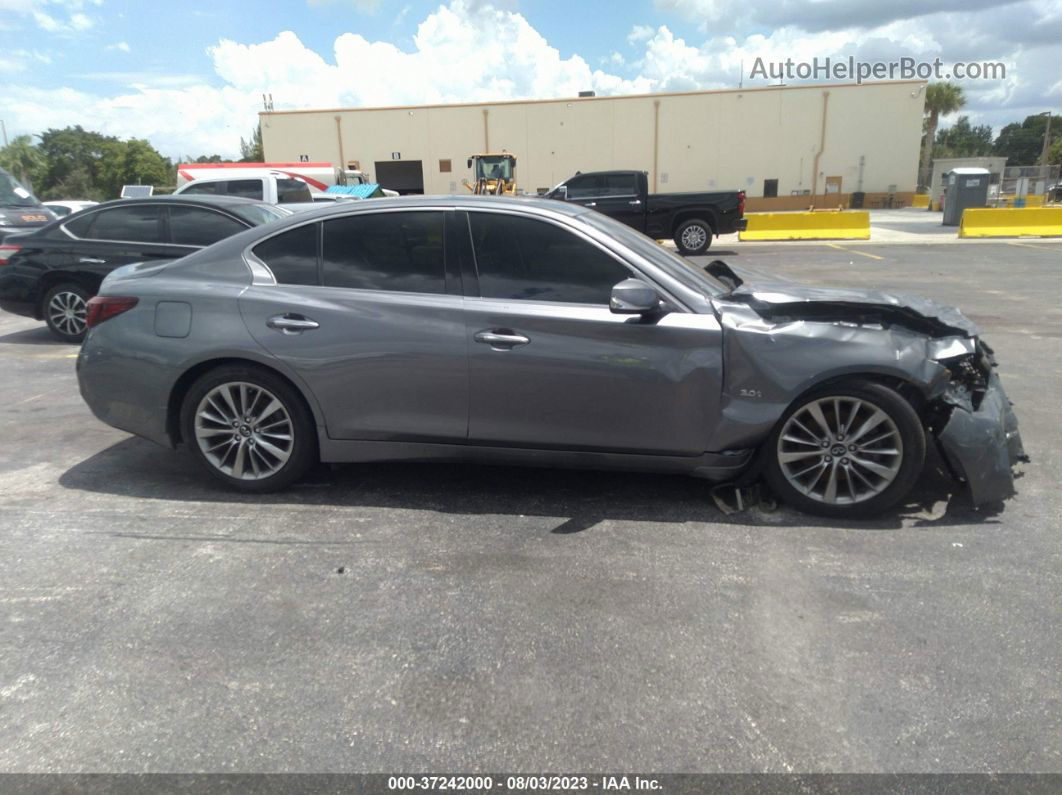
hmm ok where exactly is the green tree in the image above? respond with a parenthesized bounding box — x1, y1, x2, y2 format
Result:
(239, 124, 263, 162)
(994, 114, 1062, 166)
(36, 125, 119, 198)
(34, 127, 174, 199)
(919, 82, 965, 188)
(934, 116, 993, 158)
(0, 135, 45, 194)
(1049, 136, 1062, 167)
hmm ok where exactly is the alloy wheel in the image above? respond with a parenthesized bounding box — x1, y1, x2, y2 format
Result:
(776, 396, 903, 505)
(680, 224, 708, 251)
(194, 381, 294, 480)
(47, 290, 88, 338)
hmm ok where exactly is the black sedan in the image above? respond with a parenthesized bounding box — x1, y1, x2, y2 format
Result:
(0, 195, 287, 341)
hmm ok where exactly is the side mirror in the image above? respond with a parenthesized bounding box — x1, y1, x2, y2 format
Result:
(466, 158, 473, 169)
(552, 185, 567, 201)
(610, 278, 661, 315)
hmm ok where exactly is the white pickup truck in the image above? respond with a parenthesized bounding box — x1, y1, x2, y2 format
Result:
(173, 162, 396, 205)
(174, 171, 314, 205)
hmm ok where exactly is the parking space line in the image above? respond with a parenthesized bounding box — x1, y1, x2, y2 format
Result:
(825, 243, 884, 260)
(13, 389, 59, 406)
(1006, 241, 1061, 251)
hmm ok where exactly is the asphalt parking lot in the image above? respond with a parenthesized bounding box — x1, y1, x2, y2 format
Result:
(0, 239, 1059, 773)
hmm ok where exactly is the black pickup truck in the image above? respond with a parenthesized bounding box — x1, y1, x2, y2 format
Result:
(546, 170, 746, 255)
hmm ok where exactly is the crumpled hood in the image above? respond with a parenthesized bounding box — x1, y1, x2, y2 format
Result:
(708, 261, 979, 338)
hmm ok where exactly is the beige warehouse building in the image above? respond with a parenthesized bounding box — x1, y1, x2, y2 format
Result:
(260, 79, 926, 210)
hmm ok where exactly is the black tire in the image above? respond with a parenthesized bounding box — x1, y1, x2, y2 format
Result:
(42, 283, 91, 343)
(763, 380, 926, 519)
(674, 218, 713, 255)
(180, 364, 317, 492)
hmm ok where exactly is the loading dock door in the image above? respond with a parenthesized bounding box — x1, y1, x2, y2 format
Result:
(374, 161, 424, 195)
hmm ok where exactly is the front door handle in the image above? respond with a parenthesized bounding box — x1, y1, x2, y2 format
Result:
(267, 314, 320, 334)
(79, 257, 106, 264)
(584, 201, 597, 208)
(474, 329, 530, 349)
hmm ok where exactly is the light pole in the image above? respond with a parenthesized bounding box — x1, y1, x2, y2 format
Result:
(1040, 111, 1054, 166)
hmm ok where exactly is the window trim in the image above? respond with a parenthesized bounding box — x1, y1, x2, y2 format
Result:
(58, 202, 183, 248)
(241, 202, 694, 312)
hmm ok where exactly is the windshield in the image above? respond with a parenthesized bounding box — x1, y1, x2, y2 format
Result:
(0, 169, 42, 208)
(474, 156, 513, 181)
(580, 210, 728, 297)
(229, 203, 289, 226)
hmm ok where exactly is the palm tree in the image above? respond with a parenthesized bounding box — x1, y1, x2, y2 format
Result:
(919, 82, 966, 190)
(0, 134, 44, 194)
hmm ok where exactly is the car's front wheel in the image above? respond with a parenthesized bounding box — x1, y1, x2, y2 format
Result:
(674, 218, 713, 255)
(42, 283, 90, 342)
(180, 365, 317, 492)
(763, 380, 926, 518)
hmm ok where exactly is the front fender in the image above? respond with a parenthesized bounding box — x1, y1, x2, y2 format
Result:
(708, 306, 949, 450)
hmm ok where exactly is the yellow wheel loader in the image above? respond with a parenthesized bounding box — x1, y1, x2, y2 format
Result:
(464, 153, 517, 195)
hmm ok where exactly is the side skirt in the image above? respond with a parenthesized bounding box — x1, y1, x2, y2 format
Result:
(317, 437, 754, 482)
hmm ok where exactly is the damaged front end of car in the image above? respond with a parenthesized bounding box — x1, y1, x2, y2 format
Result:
(928, 339, 1028, 505)
(705, 261, 1028, 509)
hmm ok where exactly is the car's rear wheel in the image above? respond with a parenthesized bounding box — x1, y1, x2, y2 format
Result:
(42, 283, 90, 342)
(763, 380, 925, 518)
(180, 365, 317, 492)
(674, 218, 713, 255)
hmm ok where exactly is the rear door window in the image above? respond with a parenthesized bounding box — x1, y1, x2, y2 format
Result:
(168, 206, 246, 246)
(605, 173, 639, 196)
(84, 205, 164, 243)
(251, 223, 319, 286)
(276, 178, 312, 204)
(223, 179, 265, 200)
(321, 211, 445, 294)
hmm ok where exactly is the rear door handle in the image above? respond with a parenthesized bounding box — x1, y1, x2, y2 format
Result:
(628, 199, 642, 206)
(474, 329, 530, 349)
(79, 257, 106, 264)
(267, 314, 319, 334)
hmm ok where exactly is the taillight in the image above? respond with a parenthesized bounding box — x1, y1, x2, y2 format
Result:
(738, 190, 746, 216)
(0, 244, 21, 265)
(85, 296, 139, 328)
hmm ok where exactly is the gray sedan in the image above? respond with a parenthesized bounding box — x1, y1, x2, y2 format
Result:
(76, 196, 1026, 518)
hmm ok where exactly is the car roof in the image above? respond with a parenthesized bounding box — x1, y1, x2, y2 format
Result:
(87, 194, 270, 209)
(565, 170, 647, 179)
(266, 194, 590, 221)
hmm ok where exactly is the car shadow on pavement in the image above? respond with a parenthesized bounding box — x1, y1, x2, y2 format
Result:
(59, 437, 1005, 533)
(0, 326, 69, 346)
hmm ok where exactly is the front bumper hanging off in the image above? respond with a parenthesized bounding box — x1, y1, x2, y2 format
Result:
(936, 372, 1028, 505)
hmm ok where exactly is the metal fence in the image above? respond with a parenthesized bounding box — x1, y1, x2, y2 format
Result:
(993, 164, 1060, 205)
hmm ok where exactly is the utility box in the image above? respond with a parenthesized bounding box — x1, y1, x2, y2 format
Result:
(942, 167, 990, 226)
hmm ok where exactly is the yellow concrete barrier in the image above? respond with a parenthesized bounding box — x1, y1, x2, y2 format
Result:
(959, 207, 1062, 238)
(912, 194, 930, 208)
(739, 211, 870, 241)
(998, 194, 1045, 208)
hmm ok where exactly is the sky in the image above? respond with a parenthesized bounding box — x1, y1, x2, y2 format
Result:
(1, 0, 1059, 159)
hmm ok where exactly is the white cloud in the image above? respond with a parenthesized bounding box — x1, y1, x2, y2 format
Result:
(21, 0, 98, 33)
(106, 41, 131, 52)
(306, 0, 381, 12)
(0, 0, 1058, 157)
